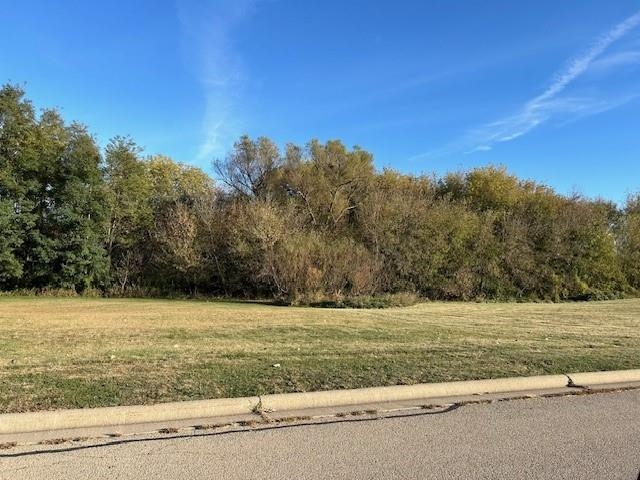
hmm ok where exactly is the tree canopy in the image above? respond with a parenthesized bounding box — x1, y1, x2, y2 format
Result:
(1, 84, 637, 302)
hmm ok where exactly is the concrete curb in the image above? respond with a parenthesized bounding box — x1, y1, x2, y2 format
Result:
(259, 374, 569, 412)
(567, 369, 640, 387)
(0, 396, 259, 435)
(2, 369, 639, 435)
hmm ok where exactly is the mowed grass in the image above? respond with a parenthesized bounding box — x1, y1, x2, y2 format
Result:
(0, 297, 639, 413)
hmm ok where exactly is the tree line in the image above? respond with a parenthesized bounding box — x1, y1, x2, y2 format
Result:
(1, 84, 639, 302)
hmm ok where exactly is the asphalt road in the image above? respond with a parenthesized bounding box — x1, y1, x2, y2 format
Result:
(2, 390, 639, 480)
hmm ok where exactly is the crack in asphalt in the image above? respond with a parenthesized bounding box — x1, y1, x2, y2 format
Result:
(2, 385, 638, 459)
(0, 405, 458, 459)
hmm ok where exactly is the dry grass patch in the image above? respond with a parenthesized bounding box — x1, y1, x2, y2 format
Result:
(0, 297, 639, 413)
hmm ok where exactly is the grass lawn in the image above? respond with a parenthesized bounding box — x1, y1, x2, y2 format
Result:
(0, 297, 639, 413)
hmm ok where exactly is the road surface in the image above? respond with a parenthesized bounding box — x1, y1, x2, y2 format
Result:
(2, 389, 639, 479)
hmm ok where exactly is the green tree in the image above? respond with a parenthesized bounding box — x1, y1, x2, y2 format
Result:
(1, 85, 107, 291)
(0, 84, 39, 287)
(104, 137, 152, 291)
(144, 156, 216, 293)
(619, 194, 640, 290)
(147, 155, 214, 208)
(50, 122, 108, 291)
(283, 139, 375, 233)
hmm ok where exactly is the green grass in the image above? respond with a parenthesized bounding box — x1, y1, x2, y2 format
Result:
(0, 297, 639, 413)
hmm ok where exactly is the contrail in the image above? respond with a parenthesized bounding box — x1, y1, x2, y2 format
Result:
(470, 9, 640, 151)
(535, 10, 640, 104)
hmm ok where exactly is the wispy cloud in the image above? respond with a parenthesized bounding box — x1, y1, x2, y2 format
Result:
(177, 0, 258, 162)
(589, 50, 640, 72)
(473, 10, 640, 148)
(415, 10, 640, 160)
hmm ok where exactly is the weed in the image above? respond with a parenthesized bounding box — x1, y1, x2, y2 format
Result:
(158, 427, 179, 434)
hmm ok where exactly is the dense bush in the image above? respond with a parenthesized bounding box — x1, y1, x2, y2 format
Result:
(1, 84, 637, 302)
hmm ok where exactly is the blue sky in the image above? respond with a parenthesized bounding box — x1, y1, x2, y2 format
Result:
(2, 1, 639, 202)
